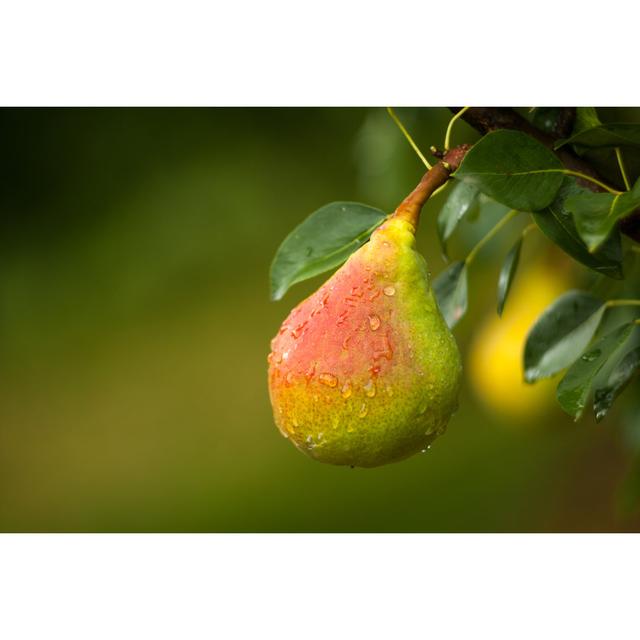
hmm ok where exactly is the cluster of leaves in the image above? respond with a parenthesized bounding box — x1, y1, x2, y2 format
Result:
(432, 109, 640, 422)
(270, 107, 640, 422)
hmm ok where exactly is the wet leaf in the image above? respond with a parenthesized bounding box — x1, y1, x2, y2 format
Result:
(524, 290, 606, 383)
(496, 236, 522, 316)
(557, 322, 635, 419)
(594, 346, 640, 421)
(455, 130, 564, 211)
(270, 202, 386, 301)
(436, 180, 478, 257)
(433, 260, 468, 329)
(532, 178, 624, 279)
(564, 178, 640, 251)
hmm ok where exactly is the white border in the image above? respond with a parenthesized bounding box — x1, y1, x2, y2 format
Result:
(0, 534, 638, 639)
(0, 1, 637, 105)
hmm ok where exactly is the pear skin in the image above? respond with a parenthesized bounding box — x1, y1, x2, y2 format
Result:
(268, 214, 462, 467)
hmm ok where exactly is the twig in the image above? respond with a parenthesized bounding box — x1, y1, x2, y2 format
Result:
(393, 145, 471, 229)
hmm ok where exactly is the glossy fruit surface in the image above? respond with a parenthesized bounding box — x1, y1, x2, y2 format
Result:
(268, 215, 462, 467)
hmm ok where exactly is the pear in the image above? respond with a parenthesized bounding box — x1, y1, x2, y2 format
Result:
(268, 166, 463, 468)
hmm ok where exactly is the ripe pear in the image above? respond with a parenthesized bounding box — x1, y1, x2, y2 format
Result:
(268, 170, 462, 468)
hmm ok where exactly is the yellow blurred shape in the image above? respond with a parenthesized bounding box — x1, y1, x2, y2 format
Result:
(468, 261, 568, 421)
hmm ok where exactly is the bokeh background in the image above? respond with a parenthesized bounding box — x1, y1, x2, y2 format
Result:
(1, 107, 639, 532)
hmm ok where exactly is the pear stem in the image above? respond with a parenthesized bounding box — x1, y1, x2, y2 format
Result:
(392, 144, 471, 230)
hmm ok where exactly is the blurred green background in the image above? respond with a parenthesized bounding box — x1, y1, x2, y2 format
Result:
(1, 107, 639, 532)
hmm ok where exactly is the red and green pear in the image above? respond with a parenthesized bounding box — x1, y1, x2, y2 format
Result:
(268, 170, 462, 467)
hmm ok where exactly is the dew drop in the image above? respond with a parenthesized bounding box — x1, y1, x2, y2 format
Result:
(373, 336, 393, 360)
(341, 381, 352, 399)
(582, 350, 600, 362)
(319, 373, 338, 387)
(384, 285, 396, 296)
(285, 371, 294, 386)
(418, 402, 427, 415)
(291, 321, 308, 339)
(305, 363, 316, 381)
(364, 379, 376, 398)
(368, 314, 381, 331)
(358, 403, 368, 418)
(342, 335, 351, 350)
(386, 385, 394, 397)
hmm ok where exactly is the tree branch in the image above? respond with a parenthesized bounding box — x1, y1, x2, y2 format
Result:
(450, 107, 640, 243)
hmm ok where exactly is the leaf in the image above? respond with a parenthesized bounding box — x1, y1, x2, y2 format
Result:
(556, 123, 640, 150)
(530, 107, 573, 139)
(455, 129, 564, 211)
(436, 180, 478, 257)
(269, 202, 386, 301)
(564, 178, 640, 251)
(524, 290, 606, 383)
(433, 261, 468, 329)
(557, 322, 635, 420)
(573, 107, 601, 132)
(594, 346, 640, 422)
(532, 178, 624, 279)
(496, 236, 522, 316)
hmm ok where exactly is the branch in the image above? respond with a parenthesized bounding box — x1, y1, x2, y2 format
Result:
(393, 144, 471, 228)
(450, 107, 640, 243)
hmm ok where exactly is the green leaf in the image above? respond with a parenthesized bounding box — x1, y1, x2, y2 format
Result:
(556, 123, 640, 150)
(564, 178, 640, 251)
(573, 107, 601, 132)
(530, 107, 573, 139)
(557, 322, 635, 419)
(532, 178, 624, 279)
(496, 236, 522, 316)
(524, 290, 606, 383)
(455, 129, 564, 211)
(594, 346, 640, 422)
(433, 260, 468, 329)
(269, 202, 386, 301)
(436, 180, 478, 257)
